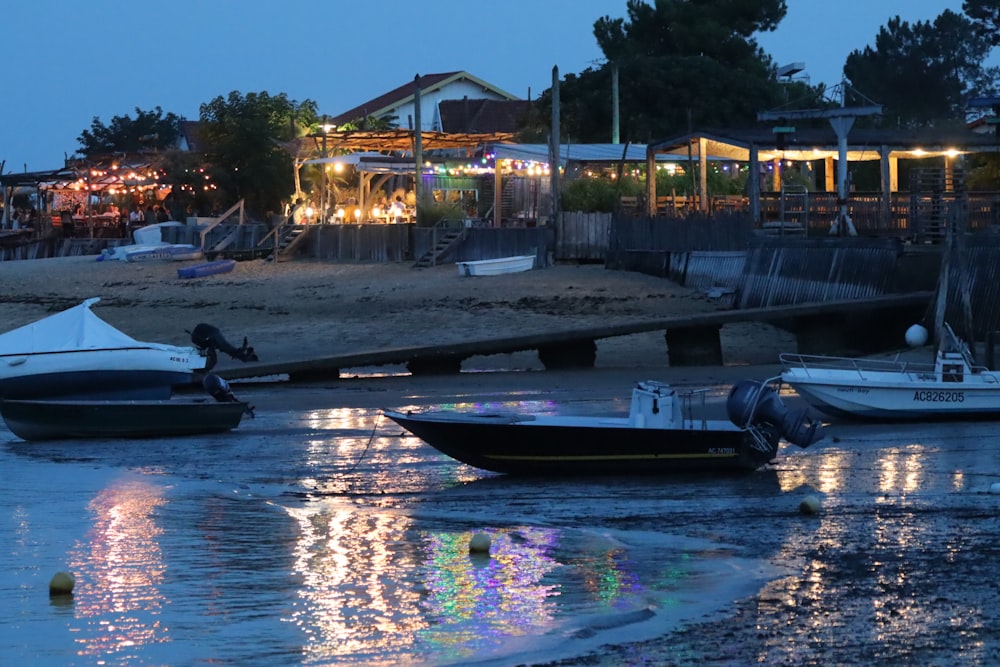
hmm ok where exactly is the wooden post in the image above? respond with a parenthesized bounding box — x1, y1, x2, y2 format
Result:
(647, 149, 657, 217)
(880, 145, 891, 230)
(698, 136, 708, 212)
(748, 143, 760, 223)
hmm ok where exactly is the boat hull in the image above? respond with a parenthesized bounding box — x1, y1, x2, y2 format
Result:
(0, 348, 201, 400)
(384, 411, 778, 474)
(782, 369, 1000, 420)
(0, 398, 247, 441)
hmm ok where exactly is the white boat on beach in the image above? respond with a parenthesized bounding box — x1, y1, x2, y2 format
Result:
(457, 254, 535, 276)
(0, 298, 207, 400)
(780, 324, 1000, 420)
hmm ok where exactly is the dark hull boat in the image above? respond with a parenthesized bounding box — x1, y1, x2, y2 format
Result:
(385, 380, 824, 475)
(0, 397, 248, 441)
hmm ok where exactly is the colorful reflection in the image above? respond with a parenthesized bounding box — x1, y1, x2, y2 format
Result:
(282, 500, 649, 665)
(418, 528, 561, 657)
(67, 476, 169, 663)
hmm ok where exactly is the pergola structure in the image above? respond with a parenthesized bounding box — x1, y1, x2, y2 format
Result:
(645, 126, 1000, 222)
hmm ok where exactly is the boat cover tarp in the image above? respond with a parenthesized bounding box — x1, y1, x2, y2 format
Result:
(0, 298, 182, 354)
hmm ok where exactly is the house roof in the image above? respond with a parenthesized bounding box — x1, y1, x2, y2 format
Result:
(438, 99, 531, 134)
(300, 129, 515, 154)
(329, 71, 520, 127)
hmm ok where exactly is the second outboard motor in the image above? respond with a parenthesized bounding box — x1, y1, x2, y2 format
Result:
(727, 380, 824, 448)
(203, 373, 254, 418)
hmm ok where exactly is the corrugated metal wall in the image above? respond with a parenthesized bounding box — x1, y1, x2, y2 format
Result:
(736, 238, 905, 309)
(939, 237, 1000, 337)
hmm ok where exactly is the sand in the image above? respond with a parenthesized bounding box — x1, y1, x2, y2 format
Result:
(0, 255, 794, 377)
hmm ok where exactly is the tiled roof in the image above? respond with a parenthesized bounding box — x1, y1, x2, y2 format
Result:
(438, 99, 532, 134)
(329, 71, 518, 127)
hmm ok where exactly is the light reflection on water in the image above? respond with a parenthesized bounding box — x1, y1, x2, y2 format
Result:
(68, 477, 170, 663)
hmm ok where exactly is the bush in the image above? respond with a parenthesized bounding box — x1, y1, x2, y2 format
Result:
(561, 177, 643, 212)
(415, 196, 465, 227)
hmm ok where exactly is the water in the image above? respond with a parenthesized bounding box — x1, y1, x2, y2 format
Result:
(3, 377, 1000, 666)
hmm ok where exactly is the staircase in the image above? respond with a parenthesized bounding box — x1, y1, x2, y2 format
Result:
(414, 227, 464, 268)
(909, 168, 966, 244)
(257, 222, 309, 261)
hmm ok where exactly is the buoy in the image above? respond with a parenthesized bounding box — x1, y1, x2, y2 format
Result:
(468, 532, 491, 555)
(989, 482, 1000, 494)
(49, 571, 75, 597)
(905, 324, 929, 348)
(799, 495, 821, 515)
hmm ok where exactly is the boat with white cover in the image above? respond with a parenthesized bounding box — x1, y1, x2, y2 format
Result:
(780, 324, 1000, 420)
(0, 298, 207, 400)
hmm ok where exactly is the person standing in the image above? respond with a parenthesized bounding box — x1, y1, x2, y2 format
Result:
(291, 198, 306, 225)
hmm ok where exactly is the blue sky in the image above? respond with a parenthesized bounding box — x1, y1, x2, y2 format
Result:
(1, 0, 974, 172)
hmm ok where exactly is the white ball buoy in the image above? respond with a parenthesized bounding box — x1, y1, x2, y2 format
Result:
(905, 324, 929, 348)
(989, 483, 1000, 495)
(468, 532, 492, 555)
(799, 495, 821, 515)
(49, 571, 75, 597)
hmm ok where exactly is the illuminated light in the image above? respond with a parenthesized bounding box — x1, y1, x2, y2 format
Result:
(305, 207, 314, 218)
(372, 206, 381, 218)
(913, 148, 926, 156)
(354, 209, 361, 220)
(946, 149, 960, 158)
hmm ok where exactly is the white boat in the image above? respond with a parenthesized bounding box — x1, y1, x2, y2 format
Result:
(456, 255, 535, 277)
(0, 298, 207, 400)
(780, 325, 1000, 420)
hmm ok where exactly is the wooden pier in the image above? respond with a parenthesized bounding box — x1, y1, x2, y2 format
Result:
(216, 291, 933, 382)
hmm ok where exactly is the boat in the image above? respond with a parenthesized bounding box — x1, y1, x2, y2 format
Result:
(384, 379, 824, 474)
(456, 255, 535, 277)
(0, 298, 207, 400)
(178, 259, 237, 279)
(0, 397, 248, 441)
(125, 244, 203, 262)
(779, 324, 1000, 420)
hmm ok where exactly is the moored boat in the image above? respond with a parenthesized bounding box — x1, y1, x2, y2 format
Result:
(0, 397, 248, 441)
(780, 324, 1000, 420)
(456, 255, 535, 276)
(0, 298, 207, 400)
(384, 379, 824, 475)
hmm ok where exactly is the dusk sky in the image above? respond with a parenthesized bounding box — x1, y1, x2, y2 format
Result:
(1, 0, 976, 172)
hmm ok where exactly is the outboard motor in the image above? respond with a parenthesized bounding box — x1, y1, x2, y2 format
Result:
(203, 372, 255, 418)
(726, 379, 824, 448)
(189, 323, 259, 371)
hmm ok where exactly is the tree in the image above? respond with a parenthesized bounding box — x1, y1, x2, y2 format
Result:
(520, 0, 818, 144)
(77, 107, 183, 157)
(964, 0, 1000, 46)
(844, 10, 997, 128)
(198, 91, 318, 217)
